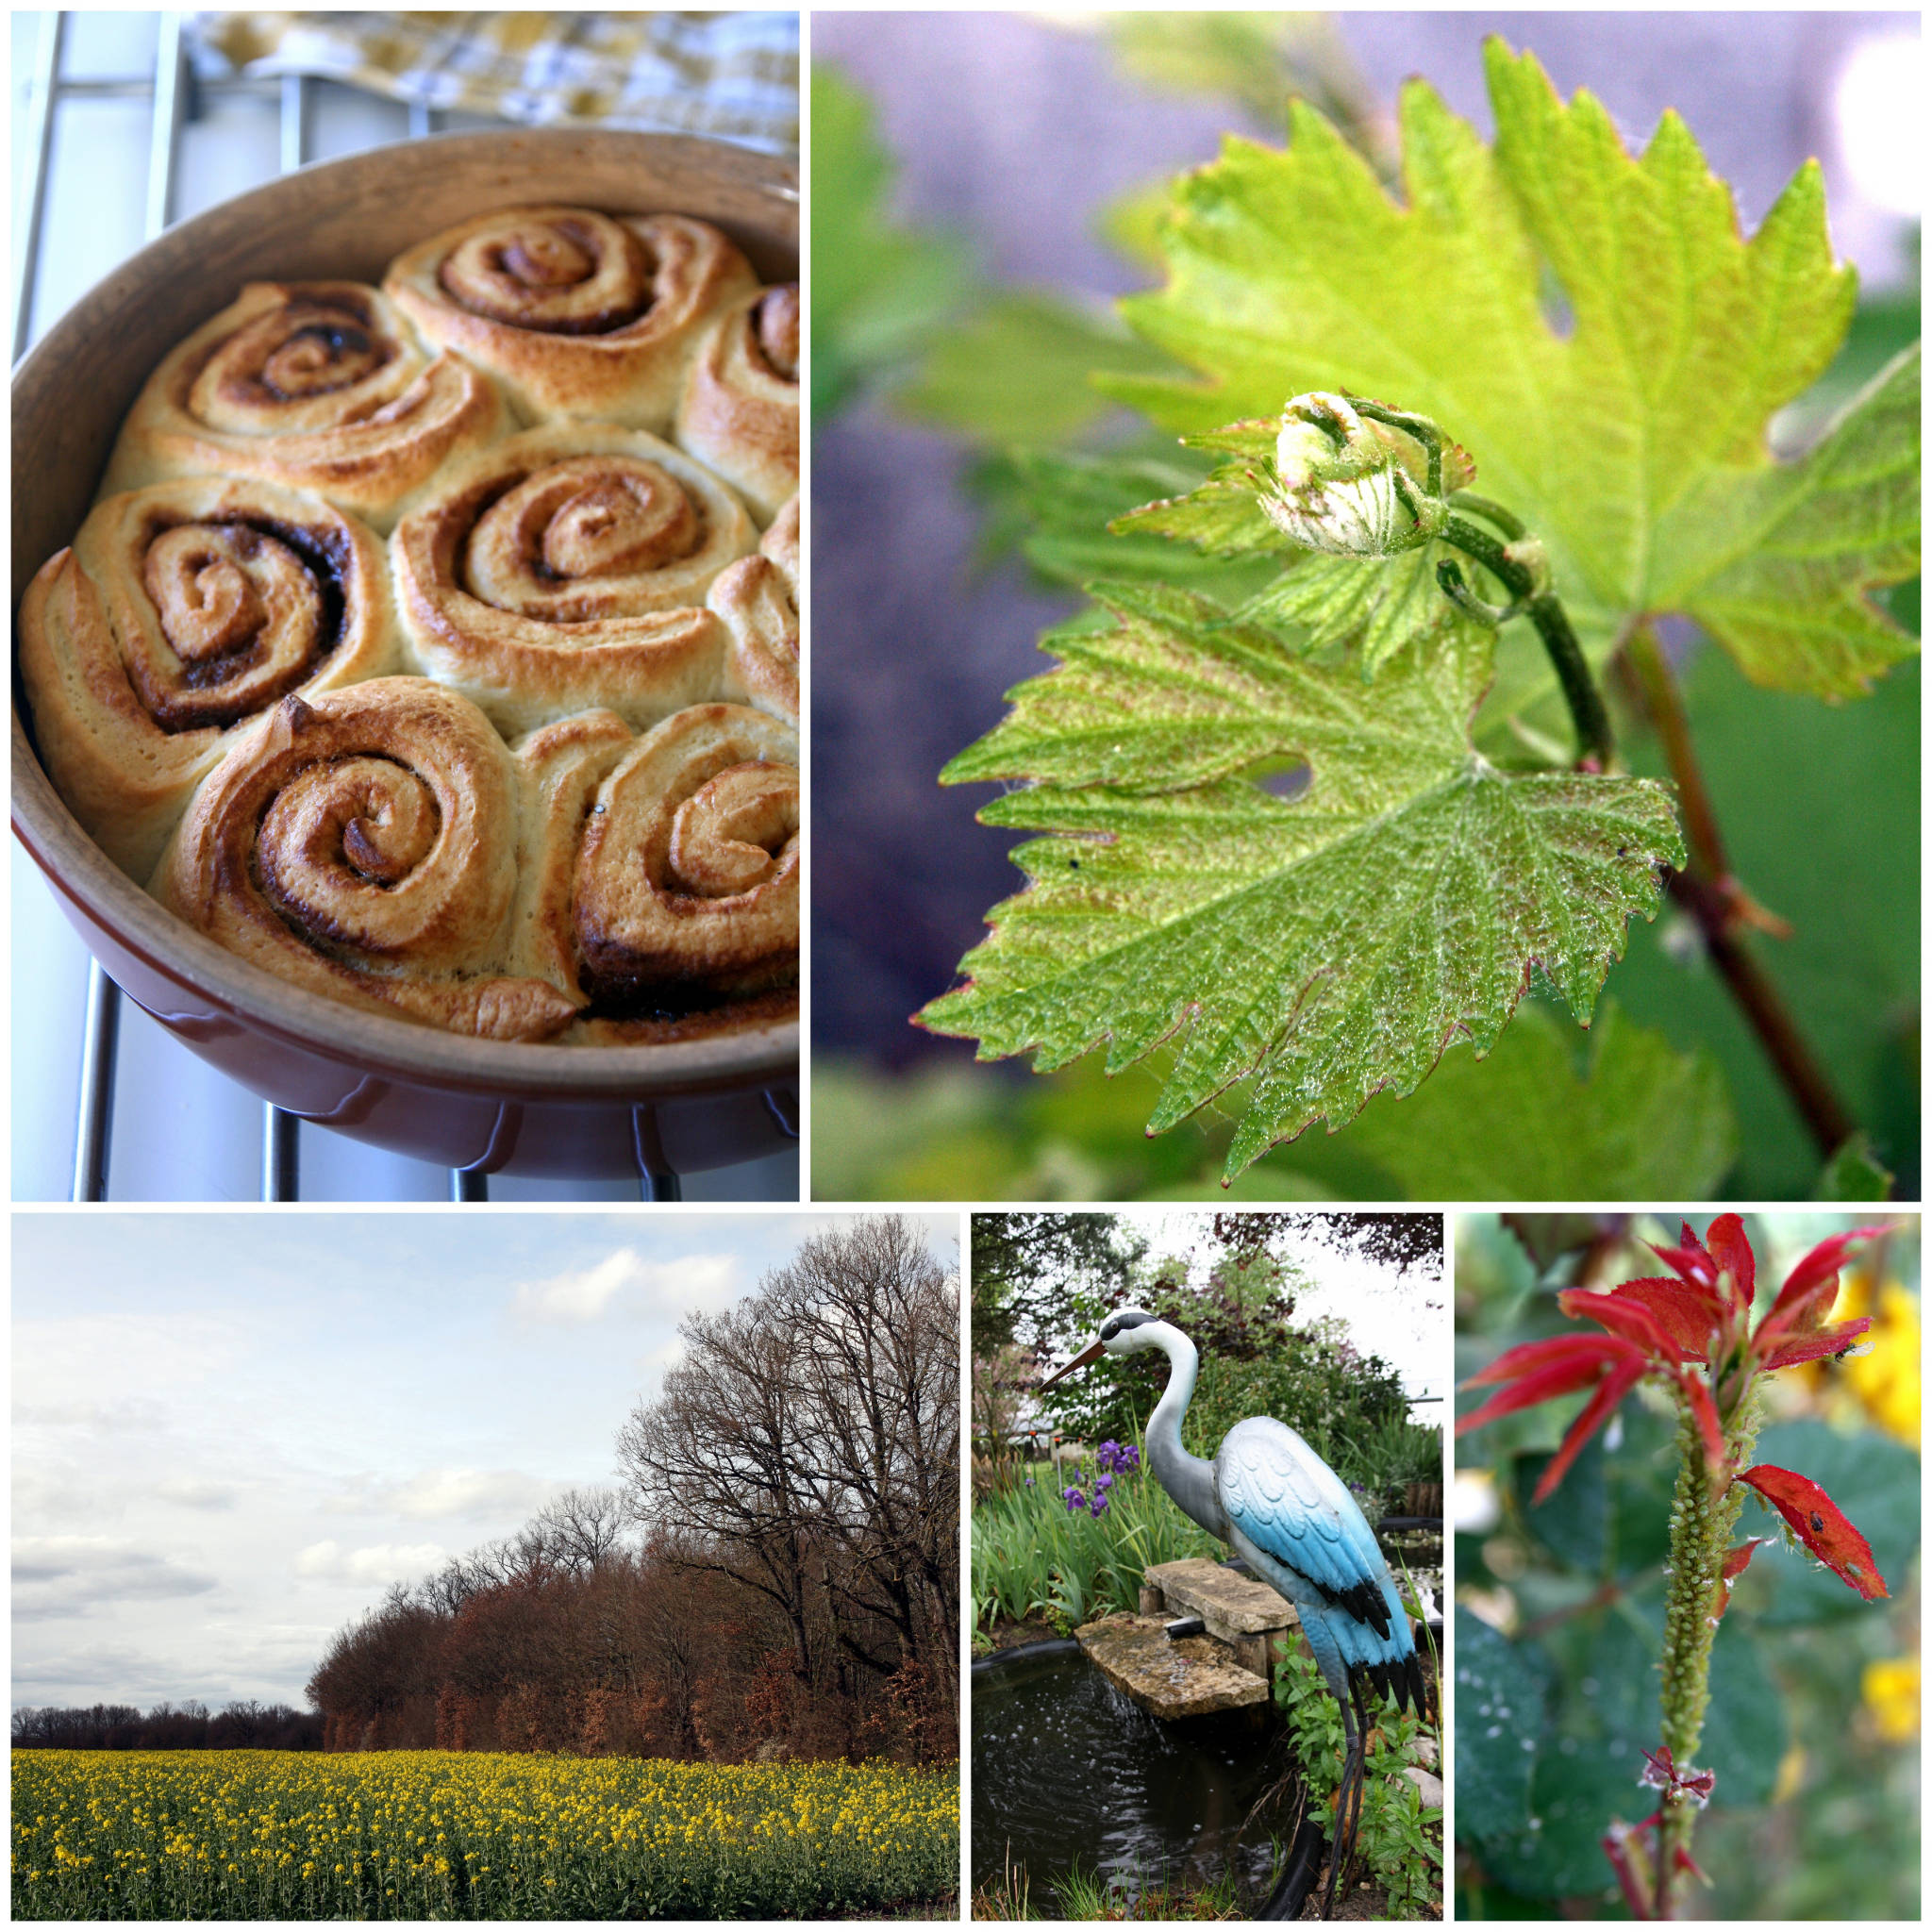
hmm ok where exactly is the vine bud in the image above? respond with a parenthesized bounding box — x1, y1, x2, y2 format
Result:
(1257, 392, 1471, 557)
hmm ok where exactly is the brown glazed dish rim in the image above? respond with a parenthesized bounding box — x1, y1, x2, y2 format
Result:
(11, 127, 799, 1102)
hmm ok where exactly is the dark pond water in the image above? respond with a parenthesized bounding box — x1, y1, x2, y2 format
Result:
(972, 1643, 1298, 1904)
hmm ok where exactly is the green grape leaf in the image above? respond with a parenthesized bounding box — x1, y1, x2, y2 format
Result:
(1812, 1132, 1895, 1202)
(1649, 344, 1921, 696)
(969, 446, 1273, 595)
(918, 583, 1682, 1176)
(1102, 39, 1919, 698)
(809, 65, 972, 422)
(1239, 543, 1471, 670)
(1344, 1000, 1738, 1199)
(897, 291, 1179, 445)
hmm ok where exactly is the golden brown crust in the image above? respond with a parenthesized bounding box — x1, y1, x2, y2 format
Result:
(710, 494, 800, 724)
(100, 282, 508, 532)
(570, 704, 799, 1009)
(674, 282, 800, 524)
(152, 678, 580, 1041)
(18, 479, 398, 877)
(29, 207, 799, 1045)
(391, 422, 754, 737)
(383, 208, 759, 431)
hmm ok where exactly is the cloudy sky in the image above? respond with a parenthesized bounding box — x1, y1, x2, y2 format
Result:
(1112, 1210, 1445, 1410)
(12, 1210, 958, 1714)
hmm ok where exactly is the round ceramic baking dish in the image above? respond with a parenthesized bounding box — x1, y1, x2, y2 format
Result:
(11, 129, 799, 1180)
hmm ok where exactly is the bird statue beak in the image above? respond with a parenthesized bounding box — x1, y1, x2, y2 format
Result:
(1038, 1337, 1106, 1392)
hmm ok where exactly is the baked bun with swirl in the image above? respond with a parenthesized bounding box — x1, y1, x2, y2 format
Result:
(100, 282, 507, 532)
(384, 208, 758, 431)
(566, 704, 799, 1034)
(18, 478, 397, 876)
(391, 422, 756, 736)
(153, 679, 579, 1041)
(711, 494, 800, 724)
(675, 282, 799, 524)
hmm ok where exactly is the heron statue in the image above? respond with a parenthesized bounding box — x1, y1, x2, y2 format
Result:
(1040, 1307, 1427, 1919)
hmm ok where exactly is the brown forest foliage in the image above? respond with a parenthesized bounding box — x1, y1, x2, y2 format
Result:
(308, 1218, 958, 1764)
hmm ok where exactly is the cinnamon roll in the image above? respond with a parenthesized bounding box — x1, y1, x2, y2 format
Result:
(711, 494, 800, 724)
(571, 704, 799, 1016)
(383, 208, 759, 431)
(18, 479, 397, 877)
(675, 282, 800, 524)
(391, 423, 756, 736)
(153, 678, 579, 1041)
(100, 282, 506, 532)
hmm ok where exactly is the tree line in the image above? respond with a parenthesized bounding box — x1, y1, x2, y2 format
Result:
(307, 1217, 958, 1763)
(11, 1701, 323, 1752)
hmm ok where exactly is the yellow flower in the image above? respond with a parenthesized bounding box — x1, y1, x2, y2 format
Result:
(1834, 1274, 1921, 1446)
(1862, 1656, 1920, 1742)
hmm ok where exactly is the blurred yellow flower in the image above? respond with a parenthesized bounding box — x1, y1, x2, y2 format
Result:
(1832, 1273, 1920, 1445)
(1862, 1657, 1920, 1742)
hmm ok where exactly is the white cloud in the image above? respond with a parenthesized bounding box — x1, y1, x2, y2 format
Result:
(511, 1249, 739, 1324)
(323, 1467, 555, 1523)
(13, 1537, 220, 1620)
(155, 1478, 240, 1511)
(292, 1541, 447, 1587)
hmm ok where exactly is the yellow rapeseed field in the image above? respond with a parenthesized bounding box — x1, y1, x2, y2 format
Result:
(12, 1749, 959, 1920)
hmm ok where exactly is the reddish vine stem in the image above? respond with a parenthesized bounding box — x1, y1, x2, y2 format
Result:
(1619, 626, 1856, 1159)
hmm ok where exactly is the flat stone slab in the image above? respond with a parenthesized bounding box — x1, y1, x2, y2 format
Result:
(1075, 1612, 1269, 1717)
(1146, 1557, 1298, 1640)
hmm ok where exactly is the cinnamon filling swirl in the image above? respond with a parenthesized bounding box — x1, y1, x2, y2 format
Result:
(438, 214, 652, 336)
(134, 515, 350, 731)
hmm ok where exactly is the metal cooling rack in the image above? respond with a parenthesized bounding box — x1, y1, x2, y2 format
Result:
(10, 11, 800, 1205)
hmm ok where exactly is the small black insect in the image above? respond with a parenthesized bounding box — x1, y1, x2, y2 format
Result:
(1808, 1511, 1824, 1533)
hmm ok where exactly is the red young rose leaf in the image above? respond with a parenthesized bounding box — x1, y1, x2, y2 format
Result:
(1710, 1536, 1768, 1621)
(1457, 1337, 1647, 1435)
(1759, 1316, 1873, 1372)
(1651, 1221, 1720, 1291)
(1558, 1287, 1686, 1360)
(1704, 1213, 1757, 1316)
(1611, 1276, 1725, 1360)
(1737, 1464, 1889, 1600)
(1533, 1357, 1647, 1503)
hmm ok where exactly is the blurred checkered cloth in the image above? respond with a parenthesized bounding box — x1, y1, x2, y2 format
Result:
(193, 12, 798, 154)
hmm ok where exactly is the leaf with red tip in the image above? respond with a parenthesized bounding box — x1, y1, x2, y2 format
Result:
(1674, 1845, 1711, 1886)
(1533, 1357, 1647, 1503)
(1760, 1316, 1872, 1371)
(1457, 1339, 1643, 1435)
(1722, 1538, 1768, 1583)
(1558, 1286, 1684, 1360)
(1705, 1213, 1757, 1316)
(1673, 1365, 1727, 1475)
(1710, 1536, 1768, 1622)
(1775, 1223, 1893, 1309)
(1461, 1332, 1634, 1389)
(1757, 1224, 1891, 1357)
(1737, 1464, 1889, 1600)
(1611, 1276, 1725, 1359)
(1653, 1220, 1720, 1284)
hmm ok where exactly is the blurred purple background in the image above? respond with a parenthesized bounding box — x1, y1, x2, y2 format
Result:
(811, 10, 1920, 1066)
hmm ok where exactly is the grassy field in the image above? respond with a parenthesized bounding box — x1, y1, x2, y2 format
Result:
(12, 1749, 958, 1920)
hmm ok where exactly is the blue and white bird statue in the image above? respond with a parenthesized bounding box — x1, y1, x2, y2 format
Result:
(1040, 1307, 1428, 1919)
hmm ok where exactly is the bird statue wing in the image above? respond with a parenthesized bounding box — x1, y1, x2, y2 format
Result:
(1216, 1416, 1400, 1641)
